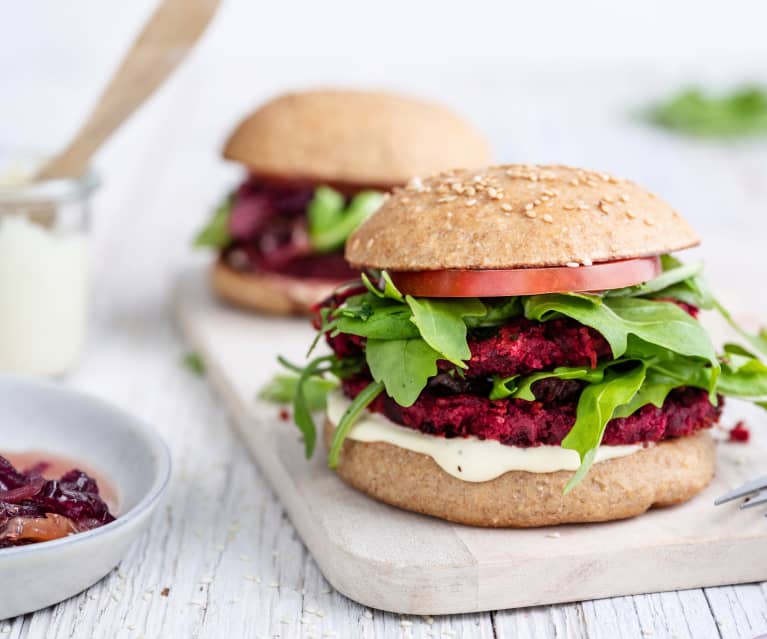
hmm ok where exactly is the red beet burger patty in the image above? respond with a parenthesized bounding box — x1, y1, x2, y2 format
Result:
(323, 300, 721, 447)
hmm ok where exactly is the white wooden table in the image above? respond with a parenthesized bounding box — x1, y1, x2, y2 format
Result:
(4, 24, 767, 637)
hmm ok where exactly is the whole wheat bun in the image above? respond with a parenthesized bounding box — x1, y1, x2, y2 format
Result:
(223, 90, 492, 186)
(323, 420, 715, 527)
(211, 260, 340, 315)
(346, 164, 700, 270)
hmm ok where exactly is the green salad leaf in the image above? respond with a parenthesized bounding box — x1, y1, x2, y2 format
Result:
(523, 294, 719, 388)
(562, 364, 647, 493)
(335, 302, 420, 340)
(490, 364, 612, 401)
(362, 271, 404, 302)
(259, 373, 338, 411)
(406, 297, 486, 367)
(647, 86, 767, 139)
(328, 381, 385, 468)
(194, 197, 232, 249)
(366, 338, 440, 406)
(293, 355, 335, 457)
(712, 300, 767, 358)
(308, 187, 384, 253)
(718, 344, 767, 399)
(606, 259, 705, 299)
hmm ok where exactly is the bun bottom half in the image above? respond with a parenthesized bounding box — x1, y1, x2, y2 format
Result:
(323, 419, 715, 527)
(211, 261, 341, 316)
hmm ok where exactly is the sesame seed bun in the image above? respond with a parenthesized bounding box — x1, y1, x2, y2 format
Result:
(223, 90, 492, 186)
(211, 260, 340, 315)
(346, 164, 700, 270)
(323, 420, 715, 527)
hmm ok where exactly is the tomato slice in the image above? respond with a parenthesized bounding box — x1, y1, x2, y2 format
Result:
(388, 257, 661, 297)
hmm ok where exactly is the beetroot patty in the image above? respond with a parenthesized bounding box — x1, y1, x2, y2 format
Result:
(341, 377, 721, 447)
(460, 318, 611, 377)
(326, 316, 612, 378)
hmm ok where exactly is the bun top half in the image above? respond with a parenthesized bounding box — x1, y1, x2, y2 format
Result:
(223, 89, 492, 187)
(346, 164, 699, 270)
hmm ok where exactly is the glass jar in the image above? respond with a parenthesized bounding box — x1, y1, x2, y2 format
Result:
(0, 170, 99, 376)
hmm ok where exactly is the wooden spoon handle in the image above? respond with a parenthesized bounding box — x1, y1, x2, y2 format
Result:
(38, 0, 220, 181)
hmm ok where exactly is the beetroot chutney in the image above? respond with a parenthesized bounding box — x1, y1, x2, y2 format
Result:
(221, 176, 360, 281)
(0, 454, 115, 548)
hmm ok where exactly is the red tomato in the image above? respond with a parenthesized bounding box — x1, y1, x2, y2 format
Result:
(388, 257, 661, 297)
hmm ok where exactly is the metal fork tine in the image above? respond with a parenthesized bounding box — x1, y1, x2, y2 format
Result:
(741, 491, 767, 509)
(714, 475, 767, 505)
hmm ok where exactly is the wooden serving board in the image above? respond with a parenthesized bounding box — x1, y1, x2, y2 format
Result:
(173, 266, 767, 615)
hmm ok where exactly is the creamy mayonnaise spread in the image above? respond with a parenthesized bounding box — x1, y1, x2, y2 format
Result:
(0, 215, 88, 375)
(327, 391, 643, 482)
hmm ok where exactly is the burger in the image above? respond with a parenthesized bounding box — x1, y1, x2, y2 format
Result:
(276, 164, 767, 527)
(194, 89, 492, 315)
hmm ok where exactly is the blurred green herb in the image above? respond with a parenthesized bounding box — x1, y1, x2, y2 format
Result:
(182, 351, 206, 376)
(259, 373, 338, 411)
(194, 197, 232, 248)
(647, 86, 767, 138)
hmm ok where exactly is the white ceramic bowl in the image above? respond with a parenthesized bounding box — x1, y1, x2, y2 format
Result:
(0, 376, 171, 619)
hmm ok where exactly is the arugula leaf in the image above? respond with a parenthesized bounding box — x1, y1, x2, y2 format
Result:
(259, 373, 338, 411)
(293, 355, 336, 457)
(562, 364, 647, 493)
(712, 299, 767, 358)
(366, 338, 440, 406)
(649, 255, 714, 309)
(194, 198, 232, 249)
(308, 187, 384, 253)
(647, 86, 767, 138)
(335, 304, 420, 340)
(523, 294, 719, 383)
(503, 365, 612, 401)
(362, 271, 404, 302)
(465, 297, 522, 327)
(618, 256, 767, 361)
(307, 307, 339, 357)
(606, 261, 704, 299)
(328, 381, 385, 468)
(718, 343, 767, 399)
(406, 297, 486, 367)
(611, 370, 684, 418)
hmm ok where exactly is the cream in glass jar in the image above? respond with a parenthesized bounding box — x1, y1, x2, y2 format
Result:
(0, 163, 98, 376)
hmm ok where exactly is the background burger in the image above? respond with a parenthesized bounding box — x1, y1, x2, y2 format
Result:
(275, 164, 767, 527)
(194, 89, 492, 315)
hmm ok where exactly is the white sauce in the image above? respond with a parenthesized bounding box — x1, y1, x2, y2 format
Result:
(0, 215, 88, 375)
(327, 391, 643, 482)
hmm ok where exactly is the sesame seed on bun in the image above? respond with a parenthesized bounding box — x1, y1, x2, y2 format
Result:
(346, 164, 700, 270)
(222, 89, 492, 186)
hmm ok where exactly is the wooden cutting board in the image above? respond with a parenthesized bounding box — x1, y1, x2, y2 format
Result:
(173, 266, 767, 615)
